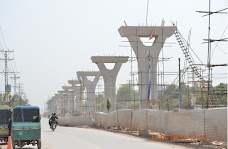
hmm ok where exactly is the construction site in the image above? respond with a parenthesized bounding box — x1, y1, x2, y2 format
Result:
(45, 1, 227, 148)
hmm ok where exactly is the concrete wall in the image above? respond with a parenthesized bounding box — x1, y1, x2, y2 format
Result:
(92, 112, 100, 125)
(147, 110, 166, 133)
(106, 111, 118, 127)
(117, 109, 132, 129)
(58, 116, 92, 127)
(165, 109, 205, 138)
(99, 112, 108, 127)
(132, 109, 147, 130)
(92, 108, 227, 142)
(58, 108, 227, 142)
(205, 108, 227, 142)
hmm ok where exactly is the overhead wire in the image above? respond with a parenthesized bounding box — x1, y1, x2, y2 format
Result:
(0, 25, 5, 73)
(0, 26, 23, 96)
(0, 25, 8, 49)
(160, 65, 190, 107)
(212, 43, 228, 55)
(0, 39, 3, 49)
(178, 30, 204, 65)
(211, 25, 228, 56)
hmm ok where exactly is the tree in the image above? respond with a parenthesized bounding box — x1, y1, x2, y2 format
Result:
(116, 84, 135, 101)
(116, 102, 125, 109)
(10, 94, 30, 107)
(96, 93, 104, 112)
(128, 101, 139, 109)
(0, 93, 30, 108)
(0, 104, 10, 109)
(213, 83, 227, 105)
(116, 84, 136, 109)
(159, 82, 193, 109)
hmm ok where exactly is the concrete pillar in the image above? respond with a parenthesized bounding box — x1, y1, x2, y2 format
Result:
(118, 26, 176, 108)
(77, 71, 100, 114)
(51, 96, 58, 114)
(47, 100, 52, 114)
(58, 90, 67, 116)
(68, 79, 84, 115)
(91, 56, 128, 112)
(49, 97, 58, 114)
(54, 94, 63, 116)
(62, 86, 75, 114)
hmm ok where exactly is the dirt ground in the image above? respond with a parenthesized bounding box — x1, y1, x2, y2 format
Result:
(88, 124, 227, 149)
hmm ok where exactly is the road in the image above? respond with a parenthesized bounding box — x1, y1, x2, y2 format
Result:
(1, 118, 194, 149)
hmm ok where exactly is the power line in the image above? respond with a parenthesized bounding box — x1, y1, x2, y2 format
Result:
(196, 0, 227, 108)
(0, 40, 3, 49)
(211, 25, 228, 56)
(10, 72, 20, 94)
(0, 49, 14, 102)
(0, 26, 8, 49)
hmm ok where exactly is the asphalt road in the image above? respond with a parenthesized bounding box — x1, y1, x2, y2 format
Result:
(1, 118, 194, 149)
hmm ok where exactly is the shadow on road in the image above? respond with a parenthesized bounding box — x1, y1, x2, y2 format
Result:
(43, 130, 55, 132)
(14, 145, 38, 149)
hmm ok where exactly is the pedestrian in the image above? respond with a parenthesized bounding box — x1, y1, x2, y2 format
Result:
(8, 118, 12, 136)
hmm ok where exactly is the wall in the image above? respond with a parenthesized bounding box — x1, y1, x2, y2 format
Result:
(58, 116, 92, 127)
(205, 108, 227, 142)
(92, 108, 227, 142)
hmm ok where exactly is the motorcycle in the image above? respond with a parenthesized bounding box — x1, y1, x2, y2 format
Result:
(50, 121, 57, 131)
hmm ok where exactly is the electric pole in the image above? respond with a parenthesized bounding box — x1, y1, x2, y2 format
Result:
(178, 58, 182, 109)
(0, 49, 14, 102)
(18, 83, 23, 105)
(196, 3, 227, 108)
(10, 72, 20, 94)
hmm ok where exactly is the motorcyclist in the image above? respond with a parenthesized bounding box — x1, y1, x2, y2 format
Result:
(49, 113, 58, 127)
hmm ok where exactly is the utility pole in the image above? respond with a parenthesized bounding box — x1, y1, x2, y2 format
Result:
(18, 83, 24, 105)
(0, 49, 14, 102)
(196, 1, 227, 108)
(178, 58, 182, 109)
(10, 72, 20, 94)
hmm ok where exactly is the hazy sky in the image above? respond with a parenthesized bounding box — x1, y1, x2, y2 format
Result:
(0, 0, 227, 109)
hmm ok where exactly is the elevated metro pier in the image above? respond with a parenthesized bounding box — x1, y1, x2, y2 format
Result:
(91, 56, 129, 112)
(118, 26, 176, 108)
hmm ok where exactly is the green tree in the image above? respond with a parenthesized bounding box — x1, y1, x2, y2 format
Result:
(159, 84, 179, 109)
(10, 94, 30, 107)
(0, 93, 30, 108)
(213, 83, 227, 105)
(160, 82, 227, 110)
(96, 93, 104, 112)
(159, 82, 193, 109)
(0, 103, 10, 109)
(116, 102, 125, 109)
(116, 84, 136, 109)
(116, 84, 135, 101)
(214, 83, 227, 90)
(128, 101, 139, 109)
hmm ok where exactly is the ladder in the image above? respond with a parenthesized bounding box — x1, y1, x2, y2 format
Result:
(174, 29, 204, 80)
